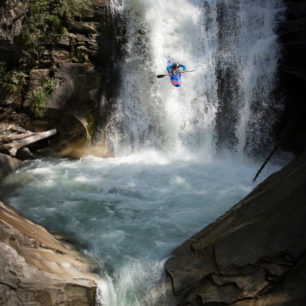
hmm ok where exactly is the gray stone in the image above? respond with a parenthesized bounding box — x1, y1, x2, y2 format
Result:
(0, 201, 98, 306)
(165, 153, 306, 305)
(0, 152, 22, 180)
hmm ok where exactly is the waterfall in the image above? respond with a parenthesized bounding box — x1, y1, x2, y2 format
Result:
(107, 0, 284, 158)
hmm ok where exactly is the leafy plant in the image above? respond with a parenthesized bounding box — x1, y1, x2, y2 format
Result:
(0, 62, 27, 93)
(42, 78, 55, 95)
(32, 88, 47, 118)
(52, 0, 91, 21)
(31, 77, 56, 118)
(15, 0, 91, 67)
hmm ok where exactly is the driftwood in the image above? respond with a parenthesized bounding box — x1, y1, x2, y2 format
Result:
(1, 129, 57, 156)
(252, 140, 281, 183)
(0, 132, 35, 143)
(253, 114, 302, 183)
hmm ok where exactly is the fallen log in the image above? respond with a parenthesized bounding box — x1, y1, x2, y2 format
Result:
(2, 129, 57, 156)
(0, 132, 35, 143)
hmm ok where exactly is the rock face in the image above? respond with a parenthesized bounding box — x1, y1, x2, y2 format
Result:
(23, 63, 107, 158)
(165, 152, 306, 305)
(0, 0, 26, 64)
(0, 0, 118, 158)
(0, 201, 98, 306)
(20, 0, 112, 157)
(278, 1, 306, 154)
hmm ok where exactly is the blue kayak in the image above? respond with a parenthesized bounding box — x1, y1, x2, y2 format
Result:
(170, 73, 182, 87)
(167, 58, 184, 87)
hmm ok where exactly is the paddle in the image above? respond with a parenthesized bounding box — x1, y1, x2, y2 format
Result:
(156, 70, 196, 78)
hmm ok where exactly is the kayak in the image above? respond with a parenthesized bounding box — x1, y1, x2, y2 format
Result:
(167, 57, 182, 87)
(170, 73, 182, 87)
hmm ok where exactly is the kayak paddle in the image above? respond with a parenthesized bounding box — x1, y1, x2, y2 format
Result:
(156, 70, 196, 78)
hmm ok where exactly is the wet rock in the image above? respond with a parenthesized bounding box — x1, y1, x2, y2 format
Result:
(0, 201, 98, 306)
(15, 147, 34, 160)
(165, 152, 306, 305)
(0, 152, 22, 180)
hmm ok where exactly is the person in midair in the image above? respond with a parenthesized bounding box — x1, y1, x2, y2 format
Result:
(167, 62, 187, 75)
(167, 62, 187, 87)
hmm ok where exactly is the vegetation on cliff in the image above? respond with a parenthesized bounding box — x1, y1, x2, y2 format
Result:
(0, 0, 91, 118)
(15, 0, 90, 66)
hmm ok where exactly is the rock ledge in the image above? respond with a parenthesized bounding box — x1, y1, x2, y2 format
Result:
(0, 201, 98, 306)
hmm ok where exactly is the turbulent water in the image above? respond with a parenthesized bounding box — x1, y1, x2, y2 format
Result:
(108, 0, 284, 157)
(0, 0, 286, 305)
(1, 154, 284, 305)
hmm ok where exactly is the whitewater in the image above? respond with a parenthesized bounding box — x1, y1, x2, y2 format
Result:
(0, 0, 286, 305)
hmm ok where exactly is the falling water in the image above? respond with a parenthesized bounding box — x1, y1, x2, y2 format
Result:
(108, 0, 284, 157)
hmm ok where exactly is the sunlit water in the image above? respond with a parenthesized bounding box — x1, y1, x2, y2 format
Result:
(0, 152, 286, 305)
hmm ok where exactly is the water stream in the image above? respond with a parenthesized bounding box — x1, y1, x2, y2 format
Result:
(0, 0, 286, 305)
(1, 153, 284, 305)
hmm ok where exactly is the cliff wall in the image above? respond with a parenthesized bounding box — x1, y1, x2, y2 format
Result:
(278, 0, 306, 155)
(0, 0, 119, 159)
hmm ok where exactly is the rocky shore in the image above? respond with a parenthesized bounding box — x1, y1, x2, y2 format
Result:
(0, 201, 98, 305)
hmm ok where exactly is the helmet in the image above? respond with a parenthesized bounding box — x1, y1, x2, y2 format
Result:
(173, 63, 179, 69)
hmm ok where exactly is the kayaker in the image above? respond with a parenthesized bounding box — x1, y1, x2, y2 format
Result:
(167, 62, 187, 75)
(166, 62, 186, 87)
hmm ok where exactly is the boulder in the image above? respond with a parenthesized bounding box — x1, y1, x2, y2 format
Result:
(0, 201, 98, 305)
(0, 152, 22, 180)
(165, 152, 306, 305)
